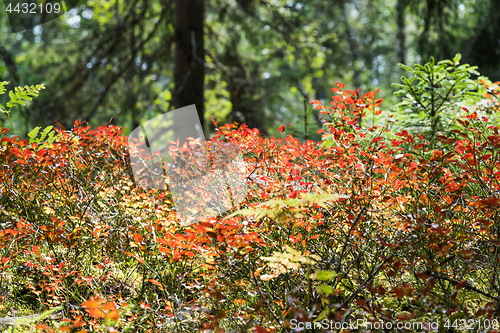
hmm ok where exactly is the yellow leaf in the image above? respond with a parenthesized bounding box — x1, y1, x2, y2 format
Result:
(43, 206, 55, 215)
(260, 274, 275, 281)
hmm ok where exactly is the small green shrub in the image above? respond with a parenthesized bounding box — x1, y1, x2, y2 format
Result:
(392, 53, 481, 146)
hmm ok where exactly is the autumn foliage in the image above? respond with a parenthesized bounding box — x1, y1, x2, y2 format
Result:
(0, 79, 500, 332)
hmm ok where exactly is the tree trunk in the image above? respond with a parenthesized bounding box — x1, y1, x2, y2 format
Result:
(174, 0, 205, 130)
(230, 79, 260, 129)
(396, 0, 406, 65)
(224, 44, 263, 131)
(342, 4, 360, 89)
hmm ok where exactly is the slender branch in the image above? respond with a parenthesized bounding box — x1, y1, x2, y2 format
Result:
(422, 270, 500, 301)
(434, 74, 468, 114)
(335, 206, 367, 274)
(340, 253, 395, 309)
(250, 261, 286, 331)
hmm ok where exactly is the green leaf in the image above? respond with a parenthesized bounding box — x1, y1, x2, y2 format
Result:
(9, 90, 17, 103)
(0, 81, 9, 95)
(398, 64, 413, 72)
(27, 127, 41, 144)
(39, 125, 54, 143)
(311, 270, 337, 281)
(316, 284, 335, 295)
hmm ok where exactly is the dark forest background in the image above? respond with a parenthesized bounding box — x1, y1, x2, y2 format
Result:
(1, 0, 499, 138)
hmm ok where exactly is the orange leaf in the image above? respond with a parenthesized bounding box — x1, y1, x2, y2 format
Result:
(195, 224, 206, 234)
(82, 300, 102, 309)
(105, 310, 120, 321)
(254, 266, 265, 277)
(88, 309, 105, 318)
(474, 197, 500, 208)
(133, 232, 143, 243)
(159, 246, 169, 254)
(345, 95, 354, 105)
(35, 324, 55, 333)
(174, 234, 186, 242)
(10, 148, 22, 158)
(356, 299, 367, 307)
(71, 321, 86, 328)
(393, 287, 403, 299)
(186, 232, 196, 243)
(102, 302, 116, 311)
(476, 308, 486, 316)
(254, 326, 275, 333)
(23, 148, 32, 160)
(157, 238, 168, 245)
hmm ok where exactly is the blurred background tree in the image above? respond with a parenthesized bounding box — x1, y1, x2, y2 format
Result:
(0, 0, 498, 138)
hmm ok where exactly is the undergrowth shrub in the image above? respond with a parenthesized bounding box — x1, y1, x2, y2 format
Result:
(0, 56, 499, 332)
(391, 53, 481, 146)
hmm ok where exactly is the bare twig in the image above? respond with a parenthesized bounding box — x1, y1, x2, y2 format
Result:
(422, 270, 500, 301)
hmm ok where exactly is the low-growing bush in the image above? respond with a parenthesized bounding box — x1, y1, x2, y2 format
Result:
(0, 56, 499, 332)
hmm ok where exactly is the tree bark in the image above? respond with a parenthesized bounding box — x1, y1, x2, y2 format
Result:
(174, 0, 205, 130)
(396, 0, 406, 65)
(342, 4, 360, 89)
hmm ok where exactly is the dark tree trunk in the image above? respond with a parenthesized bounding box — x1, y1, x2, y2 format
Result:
(224, 45, 263, 131)
(342, 4, 360, 89)
(230, 79, 259, 129)
(174, 0, 205, 130)
(396, 0, 406, 65)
